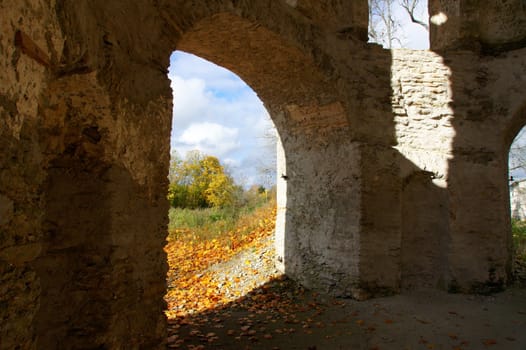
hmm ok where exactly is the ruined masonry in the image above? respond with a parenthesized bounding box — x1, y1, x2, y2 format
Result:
(1, 0, 526, 348)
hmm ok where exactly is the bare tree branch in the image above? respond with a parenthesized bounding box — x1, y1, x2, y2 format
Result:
(510, 128, 526, 177)
(369, 0, 403, 49)
(400, 0, 429, 31)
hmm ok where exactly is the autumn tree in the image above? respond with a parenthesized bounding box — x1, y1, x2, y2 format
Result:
(168, 150, 239, 208)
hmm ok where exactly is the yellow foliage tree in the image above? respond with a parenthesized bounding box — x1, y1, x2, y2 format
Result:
(168, 150, 238, 208)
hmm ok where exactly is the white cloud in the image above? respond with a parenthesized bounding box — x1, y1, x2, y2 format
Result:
(175, 122, 240, 157)
(170, 66, 269, 133)
(171, 76, 211, 130)
(168, 51, 277, 188)
(167, 4, 430, 187)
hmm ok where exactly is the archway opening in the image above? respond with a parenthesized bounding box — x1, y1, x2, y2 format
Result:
(158, 12, 354, 346)
(509, 126, 526, 270)
(164, 51, 282, 321)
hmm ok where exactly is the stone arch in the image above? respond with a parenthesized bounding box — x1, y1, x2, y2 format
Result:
(170, 9, 365, 296)
(27, 3, 364, 348)
(17, 1, 526, 348)
(173, 10, 342, 143)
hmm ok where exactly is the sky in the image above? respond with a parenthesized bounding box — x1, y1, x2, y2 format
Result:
(168, 52, 275, 188)
(394, 1, 429, 50)
(168, 1, 430, 188)
(371, 0, 429, 49)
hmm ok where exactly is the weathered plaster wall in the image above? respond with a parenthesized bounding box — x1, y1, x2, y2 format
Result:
(391, 50, 453, 290)
(276, 103, 363, 297)
(443, 48, 526, 292)
(390, 48, 526, 291)
(346, 47, 403, 298)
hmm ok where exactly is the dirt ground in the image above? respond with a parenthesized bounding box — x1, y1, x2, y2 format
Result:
(166, 229, 526, 350)
(167, 277, 526, 350)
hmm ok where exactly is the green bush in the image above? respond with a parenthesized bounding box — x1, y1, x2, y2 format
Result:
(167, 189, 276, 242)
(512, 219, 526, 260)
(168, 206, 240, 240)
(167, 151, 239, 209)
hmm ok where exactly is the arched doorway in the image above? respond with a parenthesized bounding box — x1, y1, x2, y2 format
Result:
(30, 5, 355, 348)
(164, 50, 280, 319)
(173, 11, 357, 299)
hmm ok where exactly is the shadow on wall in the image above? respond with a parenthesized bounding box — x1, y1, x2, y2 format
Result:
(428, 0, 526, 293)
(444, 53, 512, 293)
(172, 6, 487, 299)
(32, 44, 171, 348)
(36, 158, 113, 348)
(399, 166, 449, 290)
(275, 44, 452, 296)
(14, 1, 526, 348)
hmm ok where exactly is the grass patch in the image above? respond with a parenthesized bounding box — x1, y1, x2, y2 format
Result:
(512, 219, 526, 260)
(168, 206, 237, 237)
(168, 198, 275, 242)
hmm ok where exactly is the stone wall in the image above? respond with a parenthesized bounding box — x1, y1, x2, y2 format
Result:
(276, 103, 363, 297)
(0, 1, 63, 348)
(390, 48, 526, 291)
(429, 0, 526, 51)
(391, 50, 454, 290)
(1, 0, 173, 347)
(34, 71, 172, 348)
(1, 0, 526, 348)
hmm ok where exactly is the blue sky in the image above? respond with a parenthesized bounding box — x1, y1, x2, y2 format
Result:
(168, 52, 275, 188)
(168, 2, 429, 188)
(398, 6, 429, 49)
(377, 0, 429, 49)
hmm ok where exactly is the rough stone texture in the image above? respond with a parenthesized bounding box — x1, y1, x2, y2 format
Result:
(1, 0, 526, 348)
(0, 1, 64, 348)
(277, 103, 363, 297)
(390, 48, 525, 292)
(35, 72, 171, 348)
(429, 0, 526, 52)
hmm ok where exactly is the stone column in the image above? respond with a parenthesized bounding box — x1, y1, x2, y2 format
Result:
(34, 67, 172, 348)
(274, 102, 364, 297)
(356, 144, 402, 298)
(441, 51, 513, 293)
